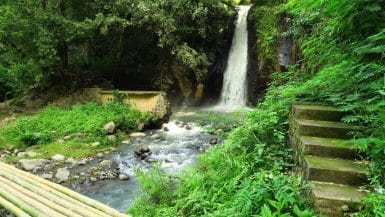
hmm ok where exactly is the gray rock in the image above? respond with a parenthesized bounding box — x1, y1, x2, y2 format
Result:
(26, 151, 37, 158)
(144, 158, 157, 164)
(110, 147, 118, 152)
(41, 173, 53, 180)
(104, 122, 116, 134)
(13, 149, 20, 154)
(130, 132, 146, 138)
(96, 153, 104, 158)
(163, 127, 170, 132)
(185, 125, 192, 130)
(150, 133, 161, 140)
(66, 158, 77, 165)
(52, 154, 65, 161)
(77, 158, 87, 166)
(209, 138, 218, 145)
(18, 159, 48, 171)
(90, 177, 97, 182)
(99, 160, 116, 169)
(119, 174, 129, 180)
(122, 140, 131, 145)
(55, 168, 70, 183)
(32, 167, 42, 173)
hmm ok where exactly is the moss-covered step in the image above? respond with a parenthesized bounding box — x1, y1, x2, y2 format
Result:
(311, 181, 367, 217)
(300, 136, 359, 160)
(292, 103, 348, 122)
(303, 156, 367, 186)
(293, 119, 360, 139)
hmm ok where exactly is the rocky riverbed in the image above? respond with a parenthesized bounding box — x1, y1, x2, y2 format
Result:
(0, 108, 226, 213)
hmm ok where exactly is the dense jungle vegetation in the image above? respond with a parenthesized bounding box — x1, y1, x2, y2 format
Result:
(1, 0, 385, 216)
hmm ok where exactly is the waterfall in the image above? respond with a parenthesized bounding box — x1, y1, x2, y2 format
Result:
(218, 5, 251, 110)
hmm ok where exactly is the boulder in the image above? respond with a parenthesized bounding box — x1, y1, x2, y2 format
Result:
(18, 159, 48, 171)
(104, 122, 116, 134)
(119, 174, 129, 180)
(99, 160, 116, 169)
(55, 168, 70, 183)
(150, 133, 161, 140)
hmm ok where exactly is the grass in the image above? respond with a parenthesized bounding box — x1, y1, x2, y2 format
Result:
(0, 102, 151, 159)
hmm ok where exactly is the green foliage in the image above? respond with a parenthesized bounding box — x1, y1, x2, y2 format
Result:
(0, 0, 236, 99)
(128, 79, 313, 216)
(0, 102, 151, 148)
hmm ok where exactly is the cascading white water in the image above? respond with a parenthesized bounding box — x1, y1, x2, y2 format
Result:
(218, 5, 251, 109)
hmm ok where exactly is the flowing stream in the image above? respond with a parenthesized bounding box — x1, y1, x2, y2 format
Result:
(77, 109, 220, 212)
(218, 5, 251, 109)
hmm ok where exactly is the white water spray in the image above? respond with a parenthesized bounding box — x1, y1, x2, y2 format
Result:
(218, 5, 251, 110)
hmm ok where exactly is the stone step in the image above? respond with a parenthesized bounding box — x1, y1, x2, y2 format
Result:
(303, 156, 367, 186)
(292, 103, 348, 122)
(311, 181, 367, 217)
(300, 136, 359, 160)
(294, 119, 360, 139)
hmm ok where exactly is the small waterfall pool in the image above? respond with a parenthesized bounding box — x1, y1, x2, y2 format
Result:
(77, 109, 221, 212)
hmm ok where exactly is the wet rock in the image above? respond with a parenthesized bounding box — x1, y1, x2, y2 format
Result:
(119, 174, 129, 180)
(90, 177, 97, 182)
(130, 132, 146, 138)
(209, 138, 218, 145)
(96, 153, 104, 158)
(185, 125, 192, 130)
(150, 133, 161, 140)
(104, 122, 116, 134)
(164, 159, 173, 163)
(55, 168, 70, 183)
(144, 158, 157, 164)
(18, 159, 48, 171)
(110, 147, 118, 152)
(163, 127, 169, 132)
(32, 167, 42, 173)
(99, 160, 116, 169)
(122, 140, 131, 145)
(77, 158, 88, 166)
(41, 173, 53, 180)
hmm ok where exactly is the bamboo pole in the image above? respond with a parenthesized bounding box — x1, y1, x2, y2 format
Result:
(0, 176, 82, 217)
(0, 162, 129, 217)
(0, 180, 66, 217)
(0, 169, 108, 217)
(0, 188, 47, 217)
(0, 196, 32, 217)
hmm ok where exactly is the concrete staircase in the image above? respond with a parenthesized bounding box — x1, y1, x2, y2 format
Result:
(289, 103, 368, 216)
